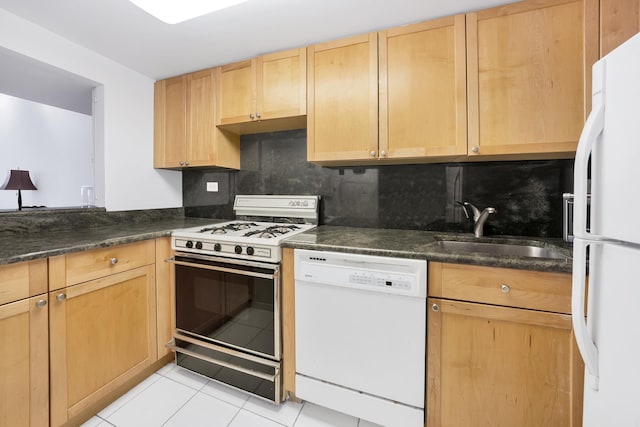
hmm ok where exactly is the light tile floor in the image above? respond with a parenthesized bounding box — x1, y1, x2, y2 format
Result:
(81, 362, 384, 427)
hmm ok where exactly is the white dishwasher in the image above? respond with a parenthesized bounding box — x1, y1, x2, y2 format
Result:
(294, 249, 427, 427)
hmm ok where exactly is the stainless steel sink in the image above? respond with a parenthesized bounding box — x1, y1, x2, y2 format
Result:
(432, 240, 570, 260)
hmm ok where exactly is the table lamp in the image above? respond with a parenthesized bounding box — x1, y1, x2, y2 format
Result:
(1, 169, 38, 211)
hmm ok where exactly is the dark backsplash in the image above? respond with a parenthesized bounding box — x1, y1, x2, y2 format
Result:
(183, 129, 574, 238)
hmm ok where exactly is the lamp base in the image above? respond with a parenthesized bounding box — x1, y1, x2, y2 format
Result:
(17, 189, 22, 211)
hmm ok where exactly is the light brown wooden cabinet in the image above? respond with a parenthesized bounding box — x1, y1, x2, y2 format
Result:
(427, 262, 583, 427)
(154, 69, 240, 169)
(218, 48, 307, 134)
(49, 241, 158, 426)
(379, 15, 468, 161)
(0, 259, 48, 427)
(466, 0, 599, 159)
(600, 0, 640, 56)
(155, 237, 175, 359)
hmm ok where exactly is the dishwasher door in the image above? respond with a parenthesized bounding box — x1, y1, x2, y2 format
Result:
(294, 249, 426, 427)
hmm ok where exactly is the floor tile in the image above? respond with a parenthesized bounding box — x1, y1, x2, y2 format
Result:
(97, 373, 161, 418)
(163, 365, 209, 390)
(357, 419, 385, 427)
(80, 416, 104, 427)
(243, 396, 303, 426)
(105, 377, 197, 427)
(228, 409, 286, 427)
(164, 392, 240, 427)
(293, 403, 358, 427)
(156, 361, 175, 376)
(200, 379, 250, 407)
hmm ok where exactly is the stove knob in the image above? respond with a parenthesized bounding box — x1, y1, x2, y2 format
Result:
(186, 240, 194, 248)
(195, 241, 203, 250)
(234, 245, 243, 254)
(214, 243, 221, 252)
(246, 246, 255, 256)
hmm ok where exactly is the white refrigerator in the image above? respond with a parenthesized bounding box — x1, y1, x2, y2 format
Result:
(572, 32, 640, 426)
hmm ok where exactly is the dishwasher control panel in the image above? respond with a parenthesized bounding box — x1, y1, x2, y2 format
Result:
(294, 249, 427, 298)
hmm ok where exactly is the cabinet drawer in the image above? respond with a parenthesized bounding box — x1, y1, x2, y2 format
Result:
(0, 259, 48, 305)
(49, 240, 156, 290)
(428, 262, 571, 314)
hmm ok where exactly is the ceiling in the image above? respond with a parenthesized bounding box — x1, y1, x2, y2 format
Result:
(0, 0, 517, 113)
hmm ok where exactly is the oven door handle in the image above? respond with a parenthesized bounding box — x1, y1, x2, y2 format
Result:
(166, 339, 280, 382)
(166, 257, 277, 280)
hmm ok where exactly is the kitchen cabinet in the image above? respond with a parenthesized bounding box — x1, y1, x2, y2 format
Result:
(466, 0, 599, 159)
(49, 241, 158, 426)
(307, 33, 379, 164)
(155, 237, 174, 359)
(0, 259, 48, 427)
(427, 262, 583, 427)
(154, 69, 240, 169)
(218, 48, 307, 134)
(600, 0, 640, 56)
(281, 247, 296, 397)
(379, 15, 468, 160)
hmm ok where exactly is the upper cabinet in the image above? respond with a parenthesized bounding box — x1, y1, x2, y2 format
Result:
(307, 34, 379, 164)
(154, 68, 240, 170)
(379, 15, 468, 160)
(466, 0, 599, 159)
(218, 48, 307, 135)
(600, 0, 640, 56)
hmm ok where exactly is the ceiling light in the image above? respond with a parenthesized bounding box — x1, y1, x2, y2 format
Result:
(128, 0, 249, 24)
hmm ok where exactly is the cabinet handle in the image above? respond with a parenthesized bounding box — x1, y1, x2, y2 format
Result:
(110, 257, 119, 265)
(500, 284, 511, 293)
(370, 150, 376, 157)
(35, 299, 47, 308)
(56, 293, 67, 302)
(179, 161, 185, 166)
(471, 146, 479, 153)
(256, 112, 261, 119)
(184, 161, 189, 166)
(380, 150, 386, 157)
(431, 303, 440, 312)
(249, 113, 255, 120)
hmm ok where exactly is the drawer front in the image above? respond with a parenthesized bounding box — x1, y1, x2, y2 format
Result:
(428, 262, 572, 314)
(64, 240, 155, 287)
(0, 259, 48, 305)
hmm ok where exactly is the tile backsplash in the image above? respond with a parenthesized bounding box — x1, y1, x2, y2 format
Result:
(183, 129, 574, 238)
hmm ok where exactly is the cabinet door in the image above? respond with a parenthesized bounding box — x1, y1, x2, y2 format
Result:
(600, 0, 640, 56)
(427, 297, 583, 427)
(466, 0, 599, 158)
(0, 295, 48, 427)
(307, 33, 379, 164)
(258, 48, 306, 121)
(219, 59, 256, 125)
(379, 15, 467, 160)
(49, 266, 157, 426)
(186, 69, 217, 167)
(154, 76, 187, 168)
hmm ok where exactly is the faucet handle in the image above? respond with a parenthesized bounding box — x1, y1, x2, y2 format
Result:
(455, 201, 471, 219)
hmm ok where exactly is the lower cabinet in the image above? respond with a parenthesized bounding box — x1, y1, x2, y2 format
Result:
(0, 259, 48, 427)
(49, 252, 158, 426)
(427, 262, 583, 427)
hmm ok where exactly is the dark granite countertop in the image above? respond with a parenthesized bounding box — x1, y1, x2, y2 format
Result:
(281, 226, 573, 274)
(0, 217, 218, 266)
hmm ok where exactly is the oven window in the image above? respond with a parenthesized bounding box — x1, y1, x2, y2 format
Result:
(175, 260, 277, 359)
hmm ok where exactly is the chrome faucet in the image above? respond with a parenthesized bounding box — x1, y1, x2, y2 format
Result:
(457, 201, 497, 238)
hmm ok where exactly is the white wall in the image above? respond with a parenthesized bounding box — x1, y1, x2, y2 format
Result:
(0, 9, 183, 211)
(0, 93, 93, 209)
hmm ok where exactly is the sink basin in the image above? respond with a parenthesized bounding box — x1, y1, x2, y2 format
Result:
(433, 240, 570, 260)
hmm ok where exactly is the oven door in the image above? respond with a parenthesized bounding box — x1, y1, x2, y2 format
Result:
(171, 253, 281, 360)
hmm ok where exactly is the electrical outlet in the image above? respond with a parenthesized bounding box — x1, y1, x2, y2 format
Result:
(206, 182, 219, 192)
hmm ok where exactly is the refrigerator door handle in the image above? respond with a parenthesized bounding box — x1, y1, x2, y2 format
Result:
(573, 60, 605, 240)
(571, 239, 599, 390)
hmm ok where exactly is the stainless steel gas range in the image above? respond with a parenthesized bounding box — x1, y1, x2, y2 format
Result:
(167, 195, 319, 403)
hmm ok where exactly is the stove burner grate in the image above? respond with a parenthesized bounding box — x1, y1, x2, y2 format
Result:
(199, 222, 259, 234)
(243, 225, 300, 239)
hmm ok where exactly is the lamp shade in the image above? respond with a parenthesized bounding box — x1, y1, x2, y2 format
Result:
(1, 169, 37, 190)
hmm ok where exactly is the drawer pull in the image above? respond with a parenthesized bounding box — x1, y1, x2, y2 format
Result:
(110, 257, 119, 265)
(432, 303, 440, 312)
(500, 284, 511, 294)
(35, 299, 47, 308)
(56, 293, 67, 302)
